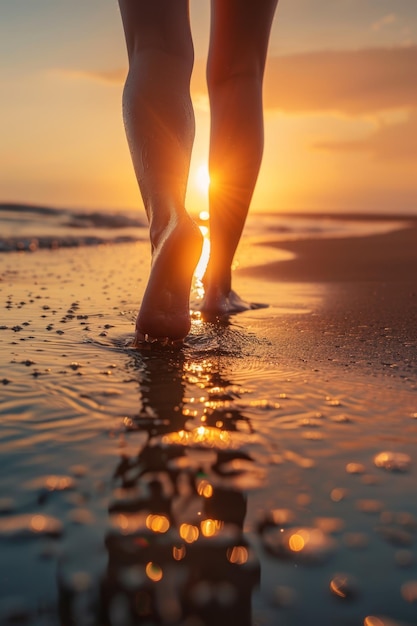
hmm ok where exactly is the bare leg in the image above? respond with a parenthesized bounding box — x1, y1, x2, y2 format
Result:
(118, 0, 203, 343)
(201, 0, 278, 314)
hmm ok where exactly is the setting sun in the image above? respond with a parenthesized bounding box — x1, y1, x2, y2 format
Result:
(196, 163, 210, 195)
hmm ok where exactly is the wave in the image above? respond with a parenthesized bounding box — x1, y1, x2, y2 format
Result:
(0, 202, 410, 253)
(0, 203, 147, 252)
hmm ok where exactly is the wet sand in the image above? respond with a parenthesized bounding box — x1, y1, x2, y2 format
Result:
(238, 216, 417, 383)
(1, 215, 417, 626)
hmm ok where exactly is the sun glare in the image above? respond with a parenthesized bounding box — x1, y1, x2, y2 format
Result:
(196, 164, 210, 195)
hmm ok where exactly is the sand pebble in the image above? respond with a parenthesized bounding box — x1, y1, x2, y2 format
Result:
(374, 451, 411, 472)
(68, 362, 82, 370)
(326, 397, 342, 407)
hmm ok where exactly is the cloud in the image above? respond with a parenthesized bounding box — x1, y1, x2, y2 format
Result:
(313, 110, 417, 160)
(55, 68, 126, 84)
(192, 45, 417, 116)
(60, 45, 417, 117)
(371, 13, 397, 31)
(261, 46, 417, 115)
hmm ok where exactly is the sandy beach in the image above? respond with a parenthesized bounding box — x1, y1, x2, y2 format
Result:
(1, 214, 417, 626)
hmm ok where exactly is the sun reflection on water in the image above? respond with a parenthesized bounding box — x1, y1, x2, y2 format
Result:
(194, 224, 210, 284)
(162, 425, 231, 448)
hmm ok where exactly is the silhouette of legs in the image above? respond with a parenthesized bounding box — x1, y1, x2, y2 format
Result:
(118, 0, 278, 340)
(118, 1, 202, 343)
(201, 0, 278, 314)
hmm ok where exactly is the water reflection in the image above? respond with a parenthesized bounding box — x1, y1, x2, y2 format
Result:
(101, 347, 260, 625)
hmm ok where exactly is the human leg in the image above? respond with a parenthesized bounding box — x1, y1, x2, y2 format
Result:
(202, 0, 278, 313)
(118, 0, 202, 342)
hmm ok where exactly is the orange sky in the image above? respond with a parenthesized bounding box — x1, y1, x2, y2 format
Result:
(1, 0, 416, 214)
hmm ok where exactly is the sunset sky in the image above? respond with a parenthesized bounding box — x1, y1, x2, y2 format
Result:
(1, 0, 416, 215)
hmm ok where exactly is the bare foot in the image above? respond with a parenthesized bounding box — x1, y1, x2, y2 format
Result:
(199, 285, 266, 316)
(133, 214, 203, 346)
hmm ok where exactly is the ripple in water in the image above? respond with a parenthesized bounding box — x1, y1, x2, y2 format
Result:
(374, 451, 412, 473)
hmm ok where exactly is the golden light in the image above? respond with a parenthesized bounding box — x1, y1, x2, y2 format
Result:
(179, 523, 199, 543)
(227, 546, 249, 565)
(201, 519, 223, 537)
(194, 225, 210, 281)
(145, 562, 163, 582)
(197, 480, 213, 498)
(193, 425, 231, 448)
(162, 426, 231, 449)
(288, 533, 306, 552)
(145, 514, 170, 534)
(196, 164, 210, 195)
(199, 210, 209, 221)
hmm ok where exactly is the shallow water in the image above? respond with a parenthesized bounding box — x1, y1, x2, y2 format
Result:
(1, 243, 417, 626)
(0, 202, 409, 252)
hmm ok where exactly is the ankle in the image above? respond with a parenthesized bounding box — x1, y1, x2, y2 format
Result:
(203, 266, 232, 296)
(148, 210, 182, 248)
